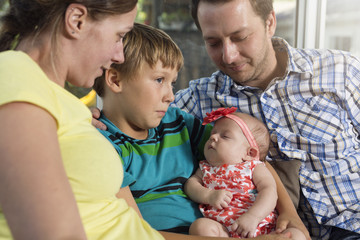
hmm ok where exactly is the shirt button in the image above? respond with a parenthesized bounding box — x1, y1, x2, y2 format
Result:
(321, 216, 327, 223)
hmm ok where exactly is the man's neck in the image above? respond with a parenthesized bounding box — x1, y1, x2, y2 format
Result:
(258, 45, 288, 91)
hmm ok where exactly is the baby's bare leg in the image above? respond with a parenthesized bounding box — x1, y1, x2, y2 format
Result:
(189, 218, 229, 237)
(283, 227, 306, 240)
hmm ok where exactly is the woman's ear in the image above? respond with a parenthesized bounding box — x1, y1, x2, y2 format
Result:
(243, 147, 259, 161)
(105, 68, 123, 93)
(64, 3, 88, 38)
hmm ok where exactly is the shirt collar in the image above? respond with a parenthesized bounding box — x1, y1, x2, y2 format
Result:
(272, 37, 314, 76)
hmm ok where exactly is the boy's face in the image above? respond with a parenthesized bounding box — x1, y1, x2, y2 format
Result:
(204, 117, 251, 167)
(117, 61, 177, 139)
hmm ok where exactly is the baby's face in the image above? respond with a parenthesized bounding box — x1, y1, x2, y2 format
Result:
(204, 117, 250, 167)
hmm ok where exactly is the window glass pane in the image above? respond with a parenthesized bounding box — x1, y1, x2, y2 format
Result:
(324, 0, 360, 59)
(139, 0, 217, 91)
(274, 0, 296, 46)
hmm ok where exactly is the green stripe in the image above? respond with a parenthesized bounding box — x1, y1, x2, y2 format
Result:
(135, 189, 187, 203)
(120, 128, 190, 158)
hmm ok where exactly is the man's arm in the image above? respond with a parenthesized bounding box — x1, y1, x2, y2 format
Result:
(265, 162, 310, 240)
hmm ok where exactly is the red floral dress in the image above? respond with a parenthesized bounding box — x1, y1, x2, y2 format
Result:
(199, 160, 278, 238)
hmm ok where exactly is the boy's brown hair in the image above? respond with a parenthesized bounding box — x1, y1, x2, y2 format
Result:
(93, 22, 184, 97)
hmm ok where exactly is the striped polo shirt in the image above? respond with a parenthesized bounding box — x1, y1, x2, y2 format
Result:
(98, 107, 212, 233)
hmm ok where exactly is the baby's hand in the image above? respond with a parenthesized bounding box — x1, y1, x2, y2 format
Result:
(231, 213, 260, 238)
(208, 189, 232, 210)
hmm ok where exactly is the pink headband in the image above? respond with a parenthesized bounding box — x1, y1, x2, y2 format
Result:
(202, 107, 259, 157)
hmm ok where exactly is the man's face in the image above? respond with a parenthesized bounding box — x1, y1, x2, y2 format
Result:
(197, 0, 275, 87)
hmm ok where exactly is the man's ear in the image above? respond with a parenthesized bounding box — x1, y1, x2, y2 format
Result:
(265, 10, 276, 38)
(243, 147, 259, 161)
(105, 68, 123, 93)
(64, 3, 88, 38)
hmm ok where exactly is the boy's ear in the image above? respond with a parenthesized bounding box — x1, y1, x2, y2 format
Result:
(243, 147, 259, 161)
(105, 68, 123, 93)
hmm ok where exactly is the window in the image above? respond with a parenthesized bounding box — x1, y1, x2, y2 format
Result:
(274, 0, 296, 46)
(324, 0, 360, 58)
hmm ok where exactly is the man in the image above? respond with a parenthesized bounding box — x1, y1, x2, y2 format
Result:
(171, 0, 360, 239)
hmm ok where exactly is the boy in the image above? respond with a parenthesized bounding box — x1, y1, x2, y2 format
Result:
(93, 22, 212, 233)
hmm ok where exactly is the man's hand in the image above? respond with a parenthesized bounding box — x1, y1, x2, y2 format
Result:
(90, 107, 107, 130)
(275, 211, 310, 240)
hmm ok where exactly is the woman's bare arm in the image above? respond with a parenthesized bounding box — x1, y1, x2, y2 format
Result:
(0, 103, 87, 240)
(116, 186, 143, 218)
(160, 231, 292, 240)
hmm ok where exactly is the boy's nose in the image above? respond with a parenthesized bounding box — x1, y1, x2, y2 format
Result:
(164, 85, 174, 103)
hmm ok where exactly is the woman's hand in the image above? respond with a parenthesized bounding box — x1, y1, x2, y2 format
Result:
(90, 107, 107, 130)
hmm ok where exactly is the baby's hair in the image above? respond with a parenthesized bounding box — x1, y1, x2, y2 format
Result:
(231, 112, 270, 161)
(93, 22, 184, 97)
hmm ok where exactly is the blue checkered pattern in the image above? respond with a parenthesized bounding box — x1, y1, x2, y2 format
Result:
(171, 37, 360, 236)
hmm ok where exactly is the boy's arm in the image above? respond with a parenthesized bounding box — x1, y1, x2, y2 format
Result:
(184, 168, 232, 210)
(265, 162, 310, 240)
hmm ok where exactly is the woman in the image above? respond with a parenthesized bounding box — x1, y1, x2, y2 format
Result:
(0, 1, 165, 239)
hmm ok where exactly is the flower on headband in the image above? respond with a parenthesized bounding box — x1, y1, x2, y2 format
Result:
(202, 107, 237, 125)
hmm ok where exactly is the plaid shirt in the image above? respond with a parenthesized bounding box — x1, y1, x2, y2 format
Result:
(171, 37, 360, 235)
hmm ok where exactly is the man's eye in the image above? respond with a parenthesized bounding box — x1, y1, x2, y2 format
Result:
(207, 41, 220, 47)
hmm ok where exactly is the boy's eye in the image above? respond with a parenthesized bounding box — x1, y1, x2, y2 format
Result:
(156, 77, 164, 84)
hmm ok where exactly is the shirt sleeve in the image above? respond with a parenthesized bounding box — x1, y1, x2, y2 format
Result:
(343, 54, 360, 134)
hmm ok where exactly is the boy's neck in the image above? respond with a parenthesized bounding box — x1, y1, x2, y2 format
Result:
(102, 109, 149, 140)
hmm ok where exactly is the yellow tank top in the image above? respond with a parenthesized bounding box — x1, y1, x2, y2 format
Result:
(0, 51, 163, 240)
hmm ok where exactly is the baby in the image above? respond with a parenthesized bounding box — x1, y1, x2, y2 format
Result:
(185, 107, 305, 239)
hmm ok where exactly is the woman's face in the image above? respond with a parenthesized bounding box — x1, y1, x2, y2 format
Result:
(69, 6, 138, 88)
